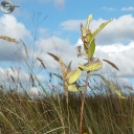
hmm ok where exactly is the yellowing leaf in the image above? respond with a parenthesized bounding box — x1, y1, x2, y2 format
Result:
(79, 58, 102, 72)
(66, 68, 83, 84)
(68, 84, 85, 92)
(91, 74, 126, 99)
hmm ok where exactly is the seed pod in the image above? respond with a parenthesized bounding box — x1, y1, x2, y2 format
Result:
(68, 84, 85, 92)
(66, 68, 83, 84)
(79, 58, 102, 72)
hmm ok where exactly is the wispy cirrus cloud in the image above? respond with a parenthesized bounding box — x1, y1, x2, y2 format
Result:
(101, 7, 115, 11)
(121, 6, 134, 11)
(38, 0, 65, 9)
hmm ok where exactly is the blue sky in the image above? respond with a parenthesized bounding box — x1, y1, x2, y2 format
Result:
(0, 0, 134, 95)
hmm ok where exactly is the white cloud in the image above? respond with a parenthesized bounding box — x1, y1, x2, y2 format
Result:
(94, 41, 134, 78)
(61, 20, 85, 31)
(121, 6, 134, 11)
(0, 14, 32, 40)
(54, 0, 64, 9)
(33, 34, 134, 84)
(0, 14, 32, 61)
(60, 14, 134, 44)
(102, 7, 115, 11)
(74, 39, 134, 80)
(35, 36, 87, 69)
(11, 9, 30, 19)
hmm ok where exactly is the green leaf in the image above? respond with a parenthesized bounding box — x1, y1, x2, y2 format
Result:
(88, 39, 96, 58)
(88, 19, 112, 47)
(91, 74, 126, 99)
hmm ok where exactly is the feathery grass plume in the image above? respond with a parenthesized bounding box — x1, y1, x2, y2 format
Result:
(47, 52, 68, 94)
(47, 52, 59, 62)
(103, 59, 119, 70)
(48, 53, 68, 87)
(0, 36, 19, 44)
(124, 85, 133, 90)
(20, 39, 28, 58)
(37, 57, 46, 69)
(58, 57, 68, 89)
(47, 52, 71, 133)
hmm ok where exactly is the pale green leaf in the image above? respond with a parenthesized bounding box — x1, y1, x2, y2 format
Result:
(68, 84, 85, 92)
(86, 14, 92, 30)
(88, 19, 112, 47)
(79, 58, 102, 72)
(91, 74, 126, 99)
(66, 68, 83, 84)
(88, 39, 96, 58)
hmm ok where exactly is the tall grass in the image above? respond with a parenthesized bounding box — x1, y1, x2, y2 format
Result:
(0, 88, 134, 134)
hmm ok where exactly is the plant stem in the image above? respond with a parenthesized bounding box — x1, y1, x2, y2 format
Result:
(79, 72, 90, 134)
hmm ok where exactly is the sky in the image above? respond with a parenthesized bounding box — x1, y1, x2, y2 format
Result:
(0, 0, 134, 96)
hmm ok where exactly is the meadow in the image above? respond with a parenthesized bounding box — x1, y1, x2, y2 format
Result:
(0, 14, 134, 134)
(1, 87, 134, 134)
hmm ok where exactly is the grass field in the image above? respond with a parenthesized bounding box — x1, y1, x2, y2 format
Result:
(0, 86, 134, 134)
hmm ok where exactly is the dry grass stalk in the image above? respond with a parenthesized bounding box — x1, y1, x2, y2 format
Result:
(30, 73, 35, 87)
(47, 52, 70, 133)
(37, 57, 46, 69)
(0, 36, 19, 44)
(47, 52, 68, 91)
(57, 94, 66, 134)
(77, 46, 82, 57)
(47, 52, 59, 62)
(0, 85, 3, 88)
(10, 75, 15, 83)
(124, 85, 133, 90)
(20, 39, 28, 58)
(103, 59, 119, 70)
(67, 61, 72, 73)
(52, 73, 63, 80)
